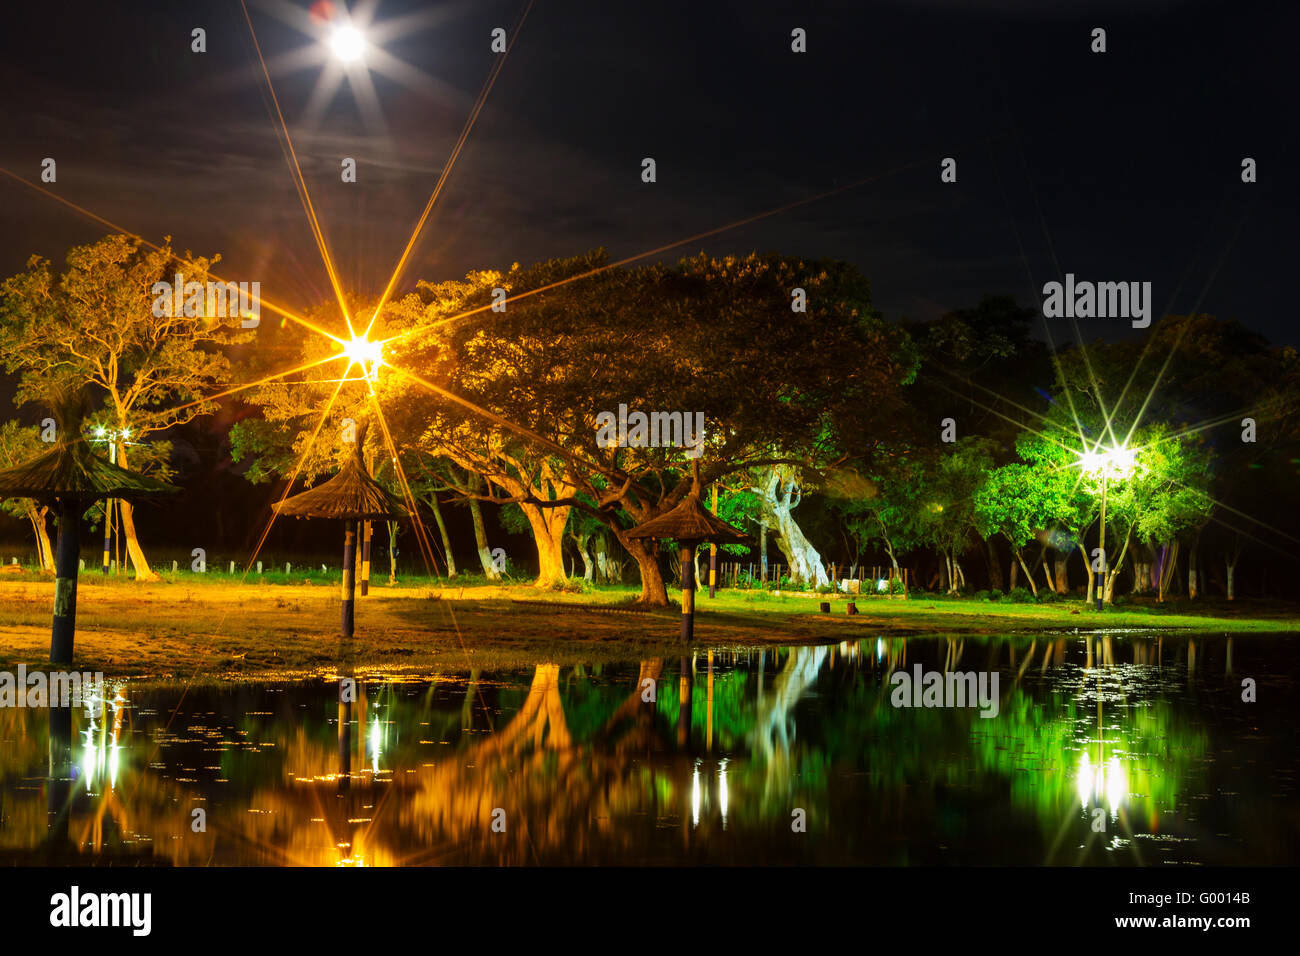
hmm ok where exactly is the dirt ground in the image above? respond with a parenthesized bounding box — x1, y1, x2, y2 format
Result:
(0, 576, 1292, 681)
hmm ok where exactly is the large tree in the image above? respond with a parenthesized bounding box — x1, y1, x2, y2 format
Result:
(384, 250, 917, 604)
(0, 234, 250, 579)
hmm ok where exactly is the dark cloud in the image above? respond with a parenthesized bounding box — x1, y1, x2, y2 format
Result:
(0, 0, 1294, 341)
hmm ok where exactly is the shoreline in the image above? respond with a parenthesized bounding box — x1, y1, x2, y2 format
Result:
(0, 578, 1292, 682)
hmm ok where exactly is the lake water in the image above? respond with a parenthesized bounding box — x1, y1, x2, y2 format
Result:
(1, 633, 1295, 866)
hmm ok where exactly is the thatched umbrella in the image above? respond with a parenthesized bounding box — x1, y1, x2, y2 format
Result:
(0, 396, 177, 664)
(624, 474, 748, 641)
(273, 423, 406, 637)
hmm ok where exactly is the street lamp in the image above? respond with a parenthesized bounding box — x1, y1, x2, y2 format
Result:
(329, 24, 366, 62)
(342, 334, 383, 381)
(88, 425, 137, 576)
(1078, 445, 1137, 610)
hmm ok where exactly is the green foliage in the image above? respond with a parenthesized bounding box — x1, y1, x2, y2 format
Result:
(498, 502, 531, 536)
(0, 420, 45, 520)
(0, 234, 250, 438)
(919, 437, 996, 557)
(387, 249, 917, 547)
(228, 294, 382, 486)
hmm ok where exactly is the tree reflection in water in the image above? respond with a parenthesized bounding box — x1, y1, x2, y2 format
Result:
(0, 634, 1291, 866)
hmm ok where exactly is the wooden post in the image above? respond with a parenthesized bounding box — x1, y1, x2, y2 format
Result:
(706, 649, 714, 752)
(51, 499, 81, 665)
(48, 701, 73, 843)
(341, 522, 357, 638)
(677, 656, 692, 749)
(680, 543, 695, 642)
(337, 695, 352, 788)
(708, 487, 718, 598)
(101, 498, 111, 575)
(360, 520, 372, 596)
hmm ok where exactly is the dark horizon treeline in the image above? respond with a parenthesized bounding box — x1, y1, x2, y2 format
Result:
(1, 287, 1295, 601)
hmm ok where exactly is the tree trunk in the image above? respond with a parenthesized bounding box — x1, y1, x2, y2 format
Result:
(1014, 548, 1038, 596)
(468, 496, 499, 579)
(1081, 545, 1094, 606)
(1187, 532, 1200, 600)
(1041, 548, 1056, 593)
(570, 530, 595, 581)
(1105, 529, 1135, 604)
(113, 443, 158, 581)
(518, 501, 569, 587)
(755, 467, 828, 586)
(759, 520, 768, 583)
(426, 493, 457, 577)
(1132, 557, 1149, 595)
(386, 519, 399, 584)
(1226, 549, 1241, 600)
(1156, 538, 1178, 602)
(1169, 545, 1184, 596)
(944, 551, 961, 595)
(27, 502, 54, 572)
(765, 507, 828, 586)
(984, 537, 1003, 591)
(592, 533, 617, 583)
(883, 538, 900, 573)
(1054, 550, 1069, 595)
(115, 499, 158, 581)
(1008, 555, 1018, 591)
(617, 532, 669, 605)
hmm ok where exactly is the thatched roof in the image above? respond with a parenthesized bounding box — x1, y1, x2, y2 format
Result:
(623, 493, 750, 545)
(0, 396, 178, 504)
(274, 425, 408, 521)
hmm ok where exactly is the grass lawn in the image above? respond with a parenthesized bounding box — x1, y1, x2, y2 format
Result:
(0, 568, 1293, 681)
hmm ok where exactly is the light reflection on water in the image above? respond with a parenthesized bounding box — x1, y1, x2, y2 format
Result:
(0, 634, 1295, 866)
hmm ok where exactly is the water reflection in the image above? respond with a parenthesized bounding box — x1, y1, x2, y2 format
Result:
(0, 634, 1295, 866)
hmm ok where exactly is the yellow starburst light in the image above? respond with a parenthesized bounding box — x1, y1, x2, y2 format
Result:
(342, 334, 383, 380)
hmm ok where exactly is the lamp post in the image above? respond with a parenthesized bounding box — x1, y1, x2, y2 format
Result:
(90, 425, 133, 575)
(1096, 468, 1107, 611)
(1079, 445, 1137, 611)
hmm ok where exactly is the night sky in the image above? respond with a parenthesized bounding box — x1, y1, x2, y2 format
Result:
(0, 0, 1295, 346)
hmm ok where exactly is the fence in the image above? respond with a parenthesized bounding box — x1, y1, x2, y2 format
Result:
(713, 561, 910, 597)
